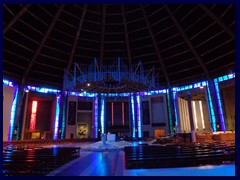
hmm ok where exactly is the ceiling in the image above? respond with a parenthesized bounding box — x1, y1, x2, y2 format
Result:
(3, 4, 235, 90)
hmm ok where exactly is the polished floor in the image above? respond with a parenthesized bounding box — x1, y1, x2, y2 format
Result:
(46, 142, 235, 176)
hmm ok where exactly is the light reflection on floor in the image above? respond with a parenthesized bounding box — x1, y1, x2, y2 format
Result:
(46, 142, 235, 176)
(124, 164, 235, 176)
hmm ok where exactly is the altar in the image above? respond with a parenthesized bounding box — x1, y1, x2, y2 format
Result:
(107, 134, 116, 142)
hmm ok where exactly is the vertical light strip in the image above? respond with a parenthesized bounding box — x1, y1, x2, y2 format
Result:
(206, 83, 217, 132)
(192, 101, 198, 130)
(185, 99, 189, 131)
(214, 79, 226, 131)
(199, 101, 205, 129)
(8, 87, 19, 141)
(183, 99, 188, 131)
(29, 101, 38, 132)
(136, 95, 142, 138)
(172, 91, 179, 132)
(54, 96, 61, 140)
(181, 99, 186, 132)
(131, 95, 136, 138)
(178, 98, 183, 132)
(61, 94, 66, 139)
(93, 97, 98, 138)
(122, 102, 125, 125)
(100, 97, 105, 134)
(186, 100, 191, 131)
(111, 102, 114, 126)
(166, 92, 173, 134)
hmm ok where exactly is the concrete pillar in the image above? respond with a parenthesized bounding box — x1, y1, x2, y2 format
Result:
(173, 91, 180, 133)
(168, 87, 176, 135)
(20, 90, 29, 140)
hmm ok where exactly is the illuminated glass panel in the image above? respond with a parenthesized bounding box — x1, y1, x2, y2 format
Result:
(69, 91, 97, 97)
(136, 95, 142, 138)
(166, 92, 173, 134)
(206, 83, 217, 132)
(218, 77, 223, 82)
(25, 86, 60, 94)
(214, 79, 226, 131)
(228, 73, 234, 79)
(172, 91, 179, 131)
(100, 97, 105, 134)
(61, 94, 67, 139)
(29, 101, 38, 132)
(8, 87, 19, 141)
(223, 75, 228, 81)
(122, 102, 125, 126)
(3, 79, 14, 87)
(131, 95, 136, 138)
(93, 97, 98, 138)
(54, 96, 61, 140)
(202, 81, 207, 86)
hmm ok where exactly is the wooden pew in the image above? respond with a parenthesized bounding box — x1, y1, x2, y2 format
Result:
(3, 147, 81, 176)
(124, 144, 235, 169)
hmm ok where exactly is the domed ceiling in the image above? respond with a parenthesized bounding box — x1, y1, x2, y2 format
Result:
(3, 4, 235, 90)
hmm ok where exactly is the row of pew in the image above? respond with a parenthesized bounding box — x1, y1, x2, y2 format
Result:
(3, 146, 81, 176)
(3, 138, 98, 149)
(124, 143, 235, 169)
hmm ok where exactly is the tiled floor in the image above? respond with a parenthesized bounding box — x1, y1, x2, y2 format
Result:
(46, 142, 235, 176)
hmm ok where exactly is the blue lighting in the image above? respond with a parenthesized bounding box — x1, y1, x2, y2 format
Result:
(214, 79, 226, 131)
(8, 87, 19, 141)
(206, 83, 217, 132)
(136, 95, 142, 138)
(223, 75, 228, 81)
(131, 95, 136, 138)
(172, 91, 179, 132)
(24, 85, 60, 94)
(135, 89, 167, 97)
(4, 71, 235, 140)
(54, 95, 61, 140)
(3, 79, 15, 87)
(166, 91, 173, 134)
(228, 74, 234, 79)
(68, 91, 98, 97)
(202, 81, 207, 86)
(61, 94, 67, 139)
(94, 97, 98, 138)
(100, 97, 105, 134)
(218, 77, 223, 82)
(3, 79, 9, 85)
